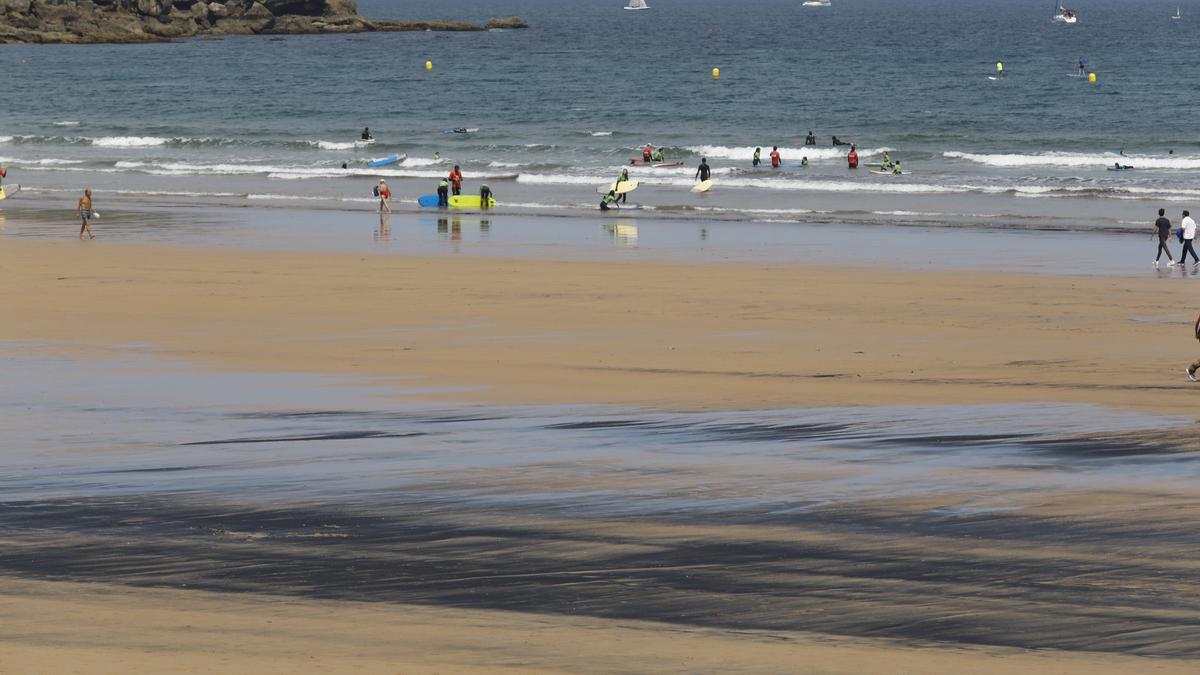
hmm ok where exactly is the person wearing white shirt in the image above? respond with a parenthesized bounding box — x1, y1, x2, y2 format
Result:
(1182, 210, 1198, 266)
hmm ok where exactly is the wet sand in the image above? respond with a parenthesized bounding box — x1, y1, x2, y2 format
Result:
(2, 238, 1198, 414)
(4, 237, 1200, 671)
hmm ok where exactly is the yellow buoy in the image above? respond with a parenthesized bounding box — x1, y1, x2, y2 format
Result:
(1088, 72, 1096, 83)
(425, 61, 433, 70)
(711, 67, 720, 78)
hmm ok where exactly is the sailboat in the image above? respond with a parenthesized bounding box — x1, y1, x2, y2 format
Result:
(1052, 1, 1078, 23)
(1172, 6, 1182, 20)
(624, 0, 650, 10)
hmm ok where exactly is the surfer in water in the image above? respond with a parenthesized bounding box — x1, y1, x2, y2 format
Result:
(361, 127, 372, 141)
(695, 158, 711, 183)
(615, 168, 631, 204)
(642, 144, 654, 163)
(801, 156, 809, 168)
(651, 147, 665, 163)
(847, 145, 859, 169)
(770, 146, 782, 168)
(805, 131, 816, 146)
(996, 61, 1004, 79)
(753, 147, 761, 167)
(832, 136, 851, 146)
(892, 160, 903, 175)
(77, 188, 95, 240)
(1075, 55, 1087, 76)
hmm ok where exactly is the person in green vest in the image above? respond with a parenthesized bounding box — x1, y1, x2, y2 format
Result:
(436, 178, 449, 207)
(996, 61, 1004, 78)
(892, 160, 903, 175)
(614, 168, 630, 204)
(752, 147, 761, 167)
(651, 147, 664, 163)
(600, 189, 619, 211)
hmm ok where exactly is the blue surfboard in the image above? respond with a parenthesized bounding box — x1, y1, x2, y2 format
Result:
(368, 154, 405, 167)
(417, 194, 441, 207)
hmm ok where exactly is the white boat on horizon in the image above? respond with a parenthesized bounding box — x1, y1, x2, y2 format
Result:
(1053, 1, 1078, 23)
(1172, 6, 1182, 20)
(624, 0, 650, 10)
(802, 0, 831, 6)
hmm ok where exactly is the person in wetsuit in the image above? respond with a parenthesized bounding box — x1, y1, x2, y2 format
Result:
(695, 158, 711, 182)
(805, 131, 816, 146)
(361, 127, 372, 141)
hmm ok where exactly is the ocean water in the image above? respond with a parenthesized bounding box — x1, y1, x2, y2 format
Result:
(2, 0, 1198, 229)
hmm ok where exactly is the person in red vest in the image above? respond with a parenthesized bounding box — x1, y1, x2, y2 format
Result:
(448, 164, 463, 196)
(642, 144, 653, 163)
(769, 146, 781, 168)
(847, 145, 859, 169)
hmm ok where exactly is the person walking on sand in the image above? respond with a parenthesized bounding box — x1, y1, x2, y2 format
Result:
(1187, 313, 1200, 381)
(77, 188, 95, 239)
(1181, 210, 1198, 266)
(376, 179, 391, 213)
(1154, 208, 1176, 267)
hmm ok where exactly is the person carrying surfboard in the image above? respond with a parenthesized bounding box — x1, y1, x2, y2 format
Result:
(753, 148, 761, 167)
(694, 158, 711, 183)
(770, 146, 782, 168)
(847, 145, 859, 169)
(615, 168, 631, 204)
(448, 165, 463, 196)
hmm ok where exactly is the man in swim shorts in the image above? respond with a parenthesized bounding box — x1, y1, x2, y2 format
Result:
(77, 188, 95, 240)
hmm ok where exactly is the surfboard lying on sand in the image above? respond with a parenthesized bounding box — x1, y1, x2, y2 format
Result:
(597, 180, 639, 195)
(0, 184, 19, 200)
(417, 194, 441, 207)
(692, 179, 713, 192)
(448, 195, 496, 208)
(368, 154, 406, 167)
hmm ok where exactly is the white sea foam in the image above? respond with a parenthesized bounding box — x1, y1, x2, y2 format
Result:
(310, 139, 374, 151)
(92, 136, 171, 148)
(684, 145, 890, 161)
(53, 121, 81, 127)
(591, 131, 613, 137)
(516, 173, 960, 194)
(401, 157, 443, 167)
(0, 156, 86, 166)
(0, 136, 12, 143)
(944, 150, 1200, 170)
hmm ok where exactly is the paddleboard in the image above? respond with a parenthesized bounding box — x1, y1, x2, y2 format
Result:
(368, 154, 406, 167)
(1107, 166, 1134, 171)
(417, 194, 441, 207)
(0, 184, 19, 200)
(653, 162, 684, 168)
(448, 195, 496, 209)
(597, 180, 639, 195)
(443, 127, 480, 134)
(870, 170, 907, 175)
(692, 179, 713, 192)
(987, 76, 1001, 80)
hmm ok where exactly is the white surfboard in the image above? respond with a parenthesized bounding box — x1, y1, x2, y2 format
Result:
(692, 179, 713, 193)
(0, 184, 20, 200)
(597, 180, 639, 195)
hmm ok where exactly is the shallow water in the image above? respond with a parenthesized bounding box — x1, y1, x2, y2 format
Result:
(3, 0, 1199, 230)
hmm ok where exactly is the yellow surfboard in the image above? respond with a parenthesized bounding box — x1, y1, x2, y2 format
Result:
(0, 184, 19, 200)
(691, 179, 713, 193)
(596, 180, 639, 195)
(448, 195, 496, 209)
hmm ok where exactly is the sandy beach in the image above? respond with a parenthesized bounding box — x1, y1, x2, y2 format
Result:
(3, 236, 1200, 673)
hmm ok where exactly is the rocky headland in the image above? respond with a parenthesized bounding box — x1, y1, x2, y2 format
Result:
(0, 0, 528, 43)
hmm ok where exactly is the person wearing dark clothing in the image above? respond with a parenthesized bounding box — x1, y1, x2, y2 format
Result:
(805, 131, 816, 146)
(437, 178, 450, 207)
(361, 127, 372, 141)
(1154, 208, 1176, 266)
(480, 184, 493, 209)
(695, 158, 711, 182)
(1181, 210, 1198, 265)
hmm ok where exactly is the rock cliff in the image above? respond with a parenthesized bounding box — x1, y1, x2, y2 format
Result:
(0, 0, 528, 43)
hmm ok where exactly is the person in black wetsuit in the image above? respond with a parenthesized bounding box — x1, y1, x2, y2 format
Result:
(695, 157, 711, 182)
(805, 131, 816, 146)
(1154, 208, 1176, 267)
(361, 127, 372, 141)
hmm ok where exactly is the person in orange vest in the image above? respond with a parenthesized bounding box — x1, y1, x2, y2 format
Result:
(769, 146, 781, 168)
(642, 144, 653, 163)
(448, 164, 463, 196)
(847, 145, 859, 169)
